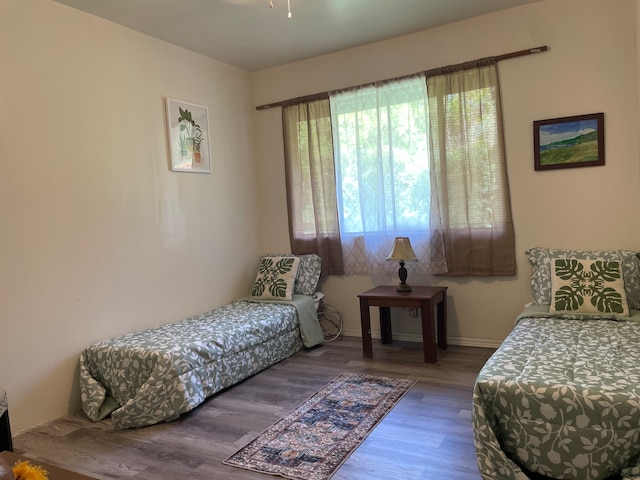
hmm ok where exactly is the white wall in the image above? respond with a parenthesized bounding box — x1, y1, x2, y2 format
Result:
(0, 0, 261, 432)
(251, 0, 640, 346)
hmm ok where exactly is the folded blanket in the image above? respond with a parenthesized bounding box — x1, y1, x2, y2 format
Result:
(245, 294, 324, 347)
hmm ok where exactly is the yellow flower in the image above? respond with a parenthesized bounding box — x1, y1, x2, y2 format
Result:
(12, 461, 49, 480)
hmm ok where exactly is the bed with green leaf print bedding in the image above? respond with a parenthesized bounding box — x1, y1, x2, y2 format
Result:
(80, 294, 324, 430)
(473, 247, 640, 480)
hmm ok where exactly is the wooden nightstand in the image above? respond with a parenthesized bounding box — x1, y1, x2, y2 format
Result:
(358, 285, 448, 363)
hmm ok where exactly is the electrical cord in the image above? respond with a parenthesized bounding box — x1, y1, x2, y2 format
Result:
(318, 302, 343, 342)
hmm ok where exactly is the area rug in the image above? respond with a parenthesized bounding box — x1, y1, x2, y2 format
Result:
(223, 372, 416, 480)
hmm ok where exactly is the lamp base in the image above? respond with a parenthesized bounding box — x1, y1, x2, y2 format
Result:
(396, 260, 412, 292)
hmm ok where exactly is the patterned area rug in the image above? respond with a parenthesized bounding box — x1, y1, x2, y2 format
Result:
(223, 372, 416, 480)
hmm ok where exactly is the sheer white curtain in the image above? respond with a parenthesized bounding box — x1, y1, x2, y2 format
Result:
(330, 76, 447, 276)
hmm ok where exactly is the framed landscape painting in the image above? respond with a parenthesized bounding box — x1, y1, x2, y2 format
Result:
(165, 98, 212, 173)
(533, 113, 604, 171)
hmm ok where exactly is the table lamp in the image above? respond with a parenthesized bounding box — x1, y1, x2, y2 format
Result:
(387, 237, 417, 292)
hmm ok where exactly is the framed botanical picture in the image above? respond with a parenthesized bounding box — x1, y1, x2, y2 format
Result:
(533, 112, 604, 171)
(165, 98, 212, 173)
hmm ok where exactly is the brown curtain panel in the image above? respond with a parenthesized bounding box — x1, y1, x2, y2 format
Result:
(282, 99, 344, 275)
(427, 59, 516, 276)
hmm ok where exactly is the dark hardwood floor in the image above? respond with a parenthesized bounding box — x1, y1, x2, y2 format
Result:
(12, 337, 495, 479)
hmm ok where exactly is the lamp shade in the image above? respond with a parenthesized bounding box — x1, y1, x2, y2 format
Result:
(386, 237, 417, 261)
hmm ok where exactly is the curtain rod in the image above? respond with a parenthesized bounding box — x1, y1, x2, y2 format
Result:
(255, 45, 548, 111)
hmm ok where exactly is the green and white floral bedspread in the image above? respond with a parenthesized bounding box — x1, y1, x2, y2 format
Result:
(80, 295, 322, 430)
(473, 305, 640, 480)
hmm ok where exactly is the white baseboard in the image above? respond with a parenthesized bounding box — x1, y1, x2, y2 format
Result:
(446, 336, 502, 349)
(341, 328, 502, 349)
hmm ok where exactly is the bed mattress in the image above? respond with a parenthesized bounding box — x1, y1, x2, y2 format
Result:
(473, 305, 640, 480)
(80, 296, 322, 429)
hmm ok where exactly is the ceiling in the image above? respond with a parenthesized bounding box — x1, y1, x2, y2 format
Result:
(53, 0, 542, 72)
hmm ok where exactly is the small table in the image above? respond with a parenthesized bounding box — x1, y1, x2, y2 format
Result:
(358, 285, 448, 363)
(0, 451, 99, 480)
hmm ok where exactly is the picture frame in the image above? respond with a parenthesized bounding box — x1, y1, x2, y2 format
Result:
(533, 112, 604, 171)
(165, 98, 212, 173)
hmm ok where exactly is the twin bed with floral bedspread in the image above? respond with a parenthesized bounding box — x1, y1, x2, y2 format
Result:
(473, 248, 640, 480)
(80, 254, 324, 430)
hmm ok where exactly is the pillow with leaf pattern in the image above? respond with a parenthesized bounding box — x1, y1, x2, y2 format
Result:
(262, 253, 322, 295)
(251, 255, 301, 301)
(526, 247, 640, 309)
(549, 258, 629, 315)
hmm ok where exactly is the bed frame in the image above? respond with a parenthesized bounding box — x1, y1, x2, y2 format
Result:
(80, 296, 323, 429)
(473, 248, 640, 480)
(80, 254, 325, 430)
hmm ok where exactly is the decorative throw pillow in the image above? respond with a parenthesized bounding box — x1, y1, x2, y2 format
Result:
(294, 254, 322, 295)
(549, 258, 629, 315)
(251, 255, 301, 301)
(262, 253, 322, 296)
(526, 248, 640, 310)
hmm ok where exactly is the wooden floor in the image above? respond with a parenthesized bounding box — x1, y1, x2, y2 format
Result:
(12, 337, 495, 480)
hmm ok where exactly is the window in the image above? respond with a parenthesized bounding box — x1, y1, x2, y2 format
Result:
(331, 78, 430, 235)
(330, 76, 445, 276)
(282, 60, 515, 278)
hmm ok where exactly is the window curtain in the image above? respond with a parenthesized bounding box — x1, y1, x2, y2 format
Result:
(330, 76, 447, 276)
(282, 99, 344, 275)
(426, 59, 516, 276)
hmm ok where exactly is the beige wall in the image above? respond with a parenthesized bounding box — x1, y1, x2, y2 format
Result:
(1, 1, 261, 432)
(251, 0, 640, 346)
